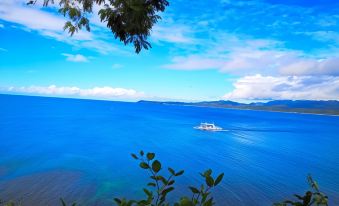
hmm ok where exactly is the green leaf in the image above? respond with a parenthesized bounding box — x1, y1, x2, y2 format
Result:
(60, 198, 66, 206)
(189, 186, 200, 194)
(138, 200, 148, 205)
(146, 152, 155, 160)
(151, 175, 164, 181)
(206, 176, 214, 187)
(159, 197, 166, 206)
(200, 184, 205, 191)
(168, 180, 175, 185)
(147, 182, 156, 187)
(140, 162, 149, 169)
(175, 170, 184, 176)
(160, 176, 168, 185)
(201, 193, 208, 203)
(143, 188, 152, 197)
(27, 1, 34, 5)
(203, 197, 213, 206)
(152, 160, 161, 173)
(204, 169, 212, 177)
(131, 153, 138, 160)
(161, 186, 174, 196)
(168, 167, 176, 175)
(214, 173, 224, 186)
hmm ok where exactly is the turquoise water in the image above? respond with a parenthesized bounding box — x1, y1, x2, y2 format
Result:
(0, 94, 338, 205)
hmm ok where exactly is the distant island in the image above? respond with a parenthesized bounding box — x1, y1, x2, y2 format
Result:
(138, 100, 339, 116)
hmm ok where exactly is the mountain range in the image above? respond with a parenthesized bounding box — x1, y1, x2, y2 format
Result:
(138, 100, 339, 115)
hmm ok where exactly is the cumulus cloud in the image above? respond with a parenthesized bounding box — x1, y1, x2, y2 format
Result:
(223, 75, 339, 101)
(6, 85, 145, 100)
(62, 53, 88, 62)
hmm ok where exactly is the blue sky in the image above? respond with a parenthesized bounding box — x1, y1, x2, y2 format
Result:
(0, 0, 339, 101)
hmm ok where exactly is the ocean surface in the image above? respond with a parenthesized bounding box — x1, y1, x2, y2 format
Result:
(0, 94, 338, 206)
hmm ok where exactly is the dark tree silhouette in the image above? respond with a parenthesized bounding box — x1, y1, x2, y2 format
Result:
(26, 0, 169, 53)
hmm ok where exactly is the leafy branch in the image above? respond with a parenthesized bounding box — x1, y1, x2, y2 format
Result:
(182, 169, 224, 206)
(26, 0, 169, 53)
(274, 175, 328, 206)
(114, 150, 185, 206)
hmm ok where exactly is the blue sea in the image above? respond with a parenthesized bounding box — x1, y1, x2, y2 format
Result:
(0, 94, 338, 206)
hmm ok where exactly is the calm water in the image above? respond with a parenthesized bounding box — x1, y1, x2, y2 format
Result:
(0, 94, 338, 206)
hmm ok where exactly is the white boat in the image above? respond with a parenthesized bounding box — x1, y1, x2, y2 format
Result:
(194, 123, 222, 131)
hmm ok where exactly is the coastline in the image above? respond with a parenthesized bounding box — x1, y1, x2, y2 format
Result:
(162, 103, 339, 117)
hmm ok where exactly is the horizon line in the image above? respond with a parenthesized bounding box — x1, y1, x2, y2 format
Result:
(1, 93, 338, 104)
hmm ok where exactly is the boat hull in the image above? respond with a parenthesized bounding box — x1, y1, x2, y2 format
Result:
(194, 126, 223, 131)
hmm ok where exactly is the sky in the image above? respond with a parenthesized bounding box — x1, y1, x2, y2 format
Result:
(0, 0, 339, 102)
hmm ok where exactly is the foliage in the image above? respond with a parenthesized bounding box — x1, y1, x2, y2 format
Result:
(274, 175, 328, 206)
(26, 0, 169, 53)
(113, 150, 224, 206)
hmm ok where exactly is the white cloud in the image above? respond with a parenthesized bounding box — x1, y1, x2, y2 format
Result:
(1, 1, 63, 31)
(0, 0, 118, 54)
(0, 0, 91, 40)
(151, 25, 195, 44)
(80, 40, 117, 54)
(154, 1, 339, 77)
(0, 47, 7, 52)
(112, 64, 123, 69)
(223, 74, 339, 101)
(279, 57, 339, 76)
(62, 53, 88, 62)
(0, 23, 4, 28)
(163, 37, 290, 74)
(163, 55, 223, 70)
(300, 31, 339, 45)
(6, 85, 145, 100)
(163, 34, 339, 76)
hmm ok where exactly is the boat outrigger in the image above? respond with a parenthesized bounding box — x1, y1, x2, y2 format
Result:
(194, 123, 222, 131)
